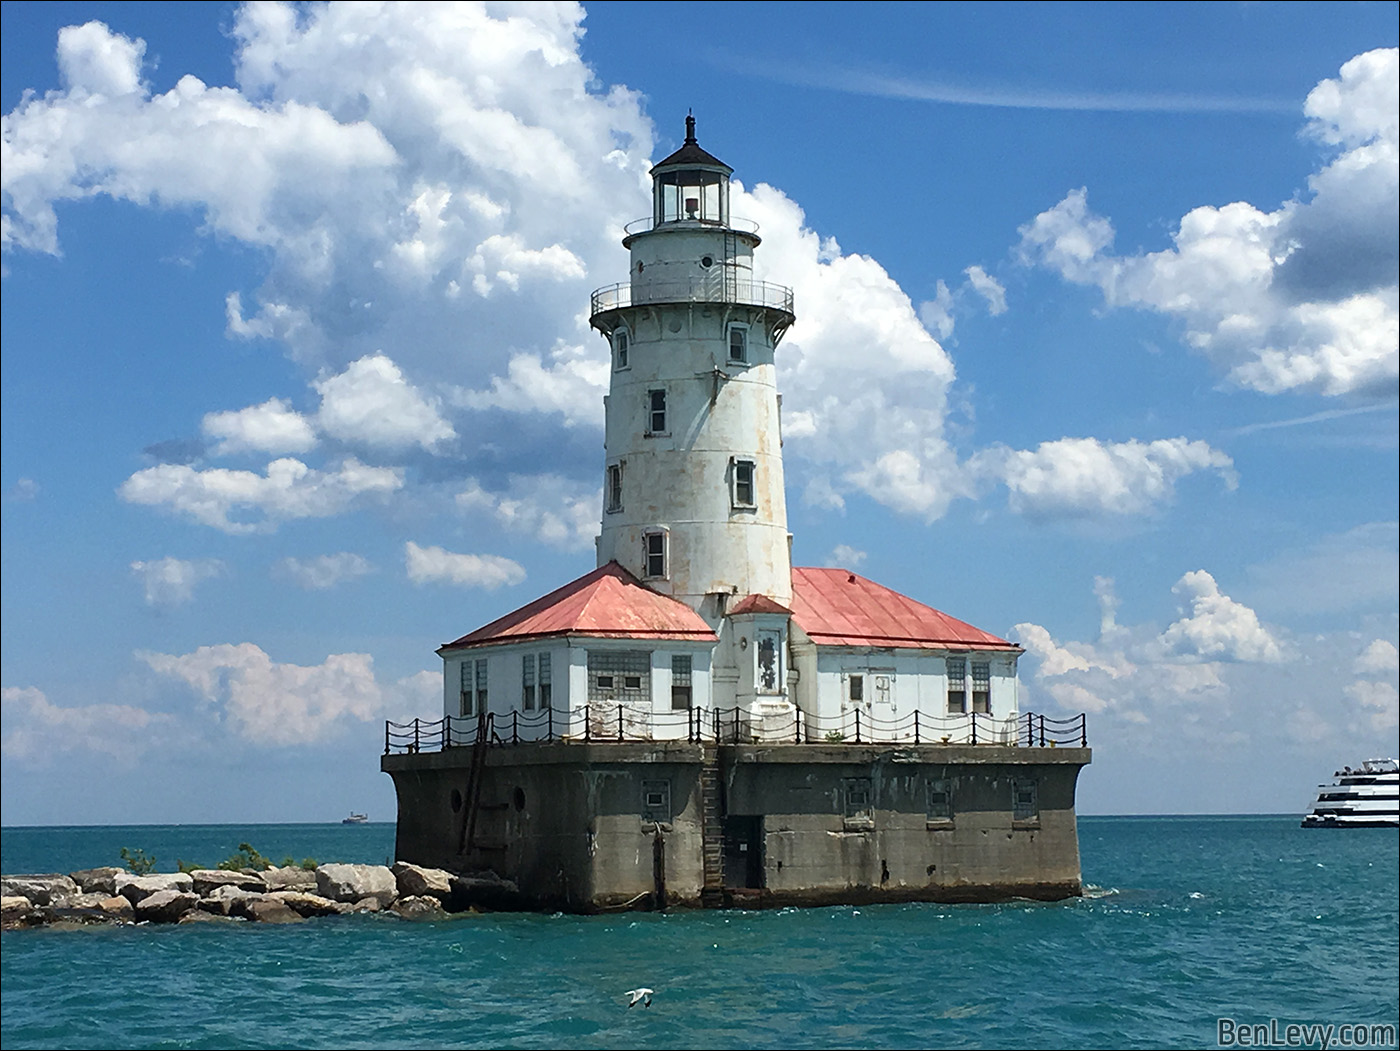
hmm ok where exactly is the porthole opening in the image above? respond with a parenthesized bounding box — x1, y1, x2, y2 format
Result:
(450, 789, 463, 813)
(700, 255, 714, 268)
(514, 787, 526, 812)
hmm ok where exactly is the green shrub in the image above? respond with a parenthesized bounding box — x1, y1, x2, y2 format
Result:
(824, 730, 845, 743)
(176, 859, 205, 874)
(217, 842, 272, 872)
(120, 847, 156, 875)
(300, 858, 318, 871)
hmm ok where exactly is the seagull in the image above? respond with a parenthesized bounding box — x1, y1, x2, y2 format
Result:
(625, 988, 654, 1009)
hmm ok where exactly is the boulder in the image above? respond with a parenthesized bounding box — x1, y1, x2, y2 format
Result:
(70, 867, 124, 896)
(392, 862, 453, 903)
(232, 898, 304, 924)
(65, 892, 114, 909)
(1, 874, 79, 906)
(178, 910, 245, 925)
(349, 897, 383, 913)
(449, 872, 522, 912)
(198, 885, 256, 916)
(392, 894, 449, 921)
(268, 891, 347, 918)
(189, 869, 267, 897)
(316, 864, 397, 906)
(98, 896, 135, 920)
(2, 895, 36, 930)
(135, 889, 200, 924)
(116, 872, 194, 906)
(262, 866, 317, 891)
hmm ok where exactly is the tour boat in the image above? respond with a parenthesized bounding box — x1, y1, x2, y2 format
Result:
(1301, 758, 1399, 828)
(341, 812, 369, 824)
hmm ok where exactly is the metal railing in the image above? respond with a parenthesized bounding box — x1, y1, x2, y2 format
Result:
(589, 277, 795, 318)
(384, 707, 1087, 755)
(623, 215, 762, 237)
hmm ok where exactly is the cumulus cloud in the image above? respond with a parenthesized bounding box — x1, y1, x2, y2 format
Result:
(976, 436, 1237, 518)
(202, 397, 317, 456)
(140, 642, 431, 744)
(404, 541, 525, 589)
(274, 552, 374, 590)
(455, 474, 598, 550)
(56, 21, 145, 97)
(1158, 570, 1284, 663)
(448, 342, 609, 428)
(1344, 679, 1399, 732)
(118, 457, 403, 533)
(1355, 639, 1400, 676)
(1, 685, 173, 761)
(130, 556, 225, 607)
(314, 354, 455, 452)
(822, 544, 867, 569)
(963, 265, 1007, 315)
(1017, 49, 1399, 397)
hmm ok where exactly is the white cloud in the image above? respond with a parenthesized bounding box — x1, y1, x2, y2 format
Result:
(963, 265, 1007, 315)
(314, 354, 455, 452)
(1344, 679, 1399, 732)
(56, 21, 144, 97)
(6, 477, 39, 502)
(822, 544, 867, 569)
(455, 474, 598, 551)
(274, 552, 374, 590)
(1355, 639, 1399, 676)
(130, 556, 225, 607)
(1017, 49, 1399, 397)
(449, 342, 608, 428)
(918, 279, 955, 340)
(202, 397, 317, 456)
(140, 642, 427, 745)
(404, 541, 525, 589)
(118, 457, 403, 534)
(1, 685, 172, 761)
(1159, 570, 1284, 663)
(977, 436, 1236, 519)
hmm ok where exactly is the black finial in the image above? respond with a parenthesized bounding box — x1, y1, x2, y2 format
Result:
(684, 111, 696, 144)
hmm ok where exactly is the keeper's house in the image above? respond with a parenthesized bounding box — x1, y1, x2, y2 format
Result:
(383, 118, 1090, 911)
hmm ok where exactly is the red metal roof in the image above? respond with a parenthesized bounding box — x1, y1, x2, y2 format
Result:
(728, 593, 792, 616)
(440, 562, 717, 651)
(789, 567, 1020, 652)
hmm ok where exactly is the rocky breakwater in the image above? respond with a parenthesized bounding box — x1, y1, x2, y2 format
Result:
(1, 862, 518, 929)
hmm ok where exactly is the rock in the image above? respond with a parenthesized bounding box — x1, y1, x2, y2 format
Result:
(70, 867, 124, 896)
(135, 889, 200, 924)
(232, 898, 304, 924)
(261, 866, 317, 891)
(66, 892, 114, 909)
(392, 862, 453, 903)
(349, 897, 383, 913)
(448, 872, 521, 912)
(179, 910, 245, 925)
(42, 906, 119, 927)
(392, 894, 449, 921)
(2, 895, 36, 930)
(98, 896, 135, 920)
(188, 869, 267, 897)
(268, 891, 347, 917)
(198, 885, 256, 916)
(1, 874, 79, 906)
(116, 872, 194, 906)
(316, 864, 397, 906)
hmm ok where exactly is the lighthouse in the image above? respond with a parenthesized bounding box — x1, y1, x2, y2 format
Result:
(590, 114, 796, 618)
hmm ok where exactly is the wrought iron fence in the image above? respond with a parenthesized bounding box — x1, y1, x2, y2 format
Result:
(589, 277, 794, 318)
(384, 707, 1087, 755)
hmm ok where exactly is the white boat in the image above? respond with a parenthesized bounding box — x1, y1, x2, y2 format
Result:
(341, 812, 369, 825)
(1301, 758, 1399, 828)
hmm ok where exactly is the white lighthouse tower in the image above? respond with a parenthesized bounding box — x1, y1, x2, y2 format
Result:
(590, 115, 796, 627)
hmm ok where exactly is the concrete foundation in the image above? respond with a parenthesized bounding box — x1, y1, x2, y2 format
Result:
(382, 742, 1090, 912)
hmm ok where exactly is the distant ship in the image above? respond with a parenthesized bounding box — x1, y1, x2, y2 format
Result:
(341, 812, 369, 825)
(1302, 758, 1398, 828)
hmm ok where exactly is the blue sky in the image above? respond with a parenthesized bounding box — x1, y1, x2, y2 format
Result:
(2, 1, 1396, 824)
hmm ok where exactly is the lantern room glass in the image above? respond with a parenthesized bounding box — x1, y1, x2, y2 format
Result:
(654, 169, 729, 226)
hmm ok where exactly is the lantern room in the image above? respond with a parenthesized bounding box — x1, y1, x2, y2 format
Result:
(651, 113, 733, 226)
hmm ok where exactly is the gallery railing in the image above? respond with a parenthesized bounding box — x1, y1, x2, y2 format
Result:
(384, 707, 1087, 755)
(589, 276, 795, 318)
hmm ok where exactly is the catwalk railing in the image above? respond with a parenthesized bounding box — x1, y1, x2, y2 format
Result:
(589, 277, 795, 318)
(384, 707, 1087, 755)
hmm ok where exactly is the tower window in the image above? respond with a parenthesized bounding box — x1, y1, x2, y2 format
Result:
(728, 325, 748, 363)
(849, 674, 864, 702)
(972, 661, 991, 714)
(946, 657, 966, 714)
(647, 389, 667, 435)
(671, 654, 693, 710)
(643, 530, 667, 578)
(757, 629, 782, 693)
(613, 329, 629, 370)
(521, 653, 536, 711)
(461, 657, 488, 718)
(732, 459, 756, 509)
(606, 464, 623, 513)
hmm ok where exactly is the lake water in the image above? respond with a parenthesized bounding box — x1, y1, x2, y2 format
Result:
(2, 816, 1396, 1049)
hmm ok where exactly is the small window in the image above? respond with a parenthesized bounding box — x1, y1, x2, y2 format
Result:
(946, 657, 966, 714)
(613, 329, 629, 370)
(642, 779, 672, 825)
(671, 655, 693, 710)
(732, 459, 756, 509)
(538, 652, 552, 709)
(757, 630, 781, 693)
(849, 674, 864, 702)
(623, 675, 642, 690)
(644, 530, 667, 578)
(606, 464, 623, 513)
(972, 661, 991, 714)
(475, 658, 488, 713)
(596, 674, 614, 689)
(926, 779, 953, 821)
(1013, 779, 1039, 822)
(459, 660, 473, 717)
(843, 777, 873, 824)
(521, 653, 536, 711)
(728, 325, 748, 363)
(460, 657, 488, 717)
(647, 389, 667, 434)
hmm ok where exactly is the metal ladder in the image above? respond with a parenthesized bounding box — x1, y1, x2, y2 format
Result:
(700, 745, 724, 907)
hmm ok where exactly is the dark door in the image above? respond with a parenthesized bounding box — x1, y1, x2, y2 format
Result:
(722, 815, 764, 889)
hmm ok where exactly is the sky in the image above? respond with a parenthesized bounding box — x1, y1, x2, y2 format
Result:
(1, 1, 1396, 824)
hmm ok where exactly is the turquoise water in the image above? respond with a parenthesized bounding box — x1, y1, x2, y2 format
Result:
(2, 817, 1397, 1050)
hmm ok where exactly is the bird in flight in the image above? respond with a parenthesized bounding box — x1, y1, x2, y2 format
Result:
(626, 988, 654, 1009)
